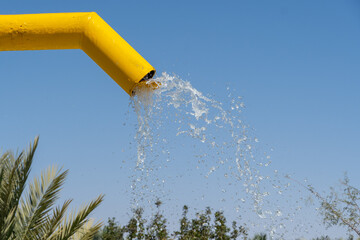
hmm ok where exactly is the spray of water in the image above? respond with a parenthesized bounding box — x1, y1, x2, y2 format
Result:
(127, 73, 325, 239)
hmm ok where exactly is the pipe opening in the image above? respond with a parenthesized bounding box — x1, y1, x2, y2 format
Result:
(140, 70, 155, 82)
(132, 70, 158, 96)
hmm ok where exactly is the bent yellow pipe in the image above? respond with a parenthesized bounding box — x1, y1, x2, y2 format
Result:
(0, 12, 156, 95)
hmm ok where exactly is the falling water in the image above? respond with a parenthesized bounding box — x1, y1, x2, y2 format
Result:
(126, 73, 327, 239)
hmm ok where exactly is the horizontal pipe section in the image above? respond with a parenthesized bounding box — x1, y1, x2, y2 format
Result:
(0, 12, 155, 95)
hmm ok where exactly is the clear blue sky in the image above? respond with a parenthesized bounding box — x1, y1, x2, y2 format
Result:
(1, 0, 359, 238)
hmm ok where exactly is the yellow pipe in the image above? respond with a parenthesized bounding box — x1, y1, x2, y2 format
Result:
(0, 12, 156, 95)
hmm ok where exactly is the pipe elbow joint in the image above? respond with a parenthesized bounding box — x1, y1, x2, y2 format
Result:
(79, 12, 156, 95)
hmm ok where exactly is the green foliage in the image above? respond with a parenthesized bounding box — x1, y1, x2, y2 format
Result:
(252, 233, 266, 240)
(212, 210, 231, 239)
(231, 221, 248, 240)
(102, 217, 125, 240)
(302, 174, 360, 237)
(97, 203, 248, 240)
(187, 207, 212, 239)
(311, 236, 330, 240)
(145, 200, 169, 240)
(95, 200, 359, 240)
(175, 205, 191, 239)
(0, 137, 103, 240)
(134, 207, 146, 239)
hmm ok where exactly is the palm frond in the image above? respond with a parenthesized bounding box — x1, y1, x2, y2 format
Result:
(0, 137, 103, 240)
(0, 136, 38, 239)
(39, 199, 73, 239)
(15, 165, 68, 240)
(51, 195, 104, 240)
(70, 218, 103, 240)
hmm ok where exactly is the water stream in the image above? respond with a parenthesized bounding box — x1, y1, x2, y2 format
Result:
(126, 73, 323, 239)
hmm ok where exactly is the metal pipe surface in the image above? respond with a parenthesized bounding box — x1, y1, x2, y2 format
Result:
(0, 12, 156, 95)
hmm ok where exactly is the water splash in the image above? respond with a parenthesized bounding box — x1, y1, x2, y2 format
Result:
(127, 72, 326, 239)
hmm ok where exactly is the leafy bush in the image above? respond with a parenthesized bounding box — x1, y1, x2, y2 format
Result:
(292, 174, 360, 237)
(96, 201, 248, 240)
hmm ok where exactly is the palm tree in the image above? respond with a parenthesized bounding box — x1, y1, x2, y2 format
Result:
(0, 137, 104, 240)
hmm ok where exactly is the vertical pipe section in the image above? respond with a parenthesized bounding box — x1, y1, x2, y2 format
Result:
(0, 12, 155, 95)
